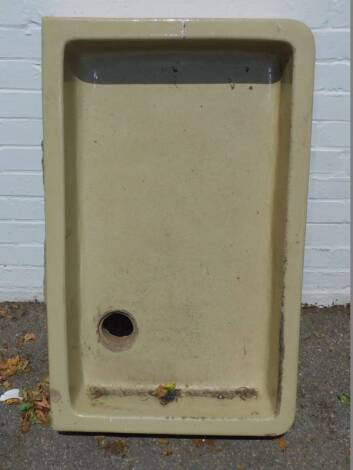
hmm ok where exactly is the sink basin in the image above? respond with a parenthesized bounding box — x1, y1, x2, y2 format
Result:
(43, 18, 314, 435)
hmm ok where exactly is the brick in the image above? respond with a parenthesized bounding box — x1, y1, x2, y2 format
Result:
(303, 269, 350, 290)
(0, 174, 43, 197)
(0, 197, 44, 220)
(305, 223, 349, 246)
(0, 287, 42, 301)
(35, 0, 331, 28)
(0, 147, 42, 171)
(0, 265, 43, 287)
(311, 121, 350, 147)
(309, 149, 349, 175)
(314, 63, 350, 91)
(307, 199, 349, 223)
(301, 290, 350, 305)
(0, 60, 41, 89)
(310, 149, 350, 177)
(0, 244, 43, 266)
(313, 92, 350, 121)
(328, 0, 350, 28)
(0, 91, 42, 118)
(0, 0, 35, 26)
(314, 30, 350, 60)
(0, 221, 44, 243)
(304, 247, 350, 269)
(0, 26, 41, 59)
(0, 119, 42, 145)
(308, 176, 349, 199)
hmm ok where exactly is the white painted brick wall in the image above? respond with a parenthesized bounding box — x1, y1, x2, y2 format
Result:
(0, 0, 350, 305)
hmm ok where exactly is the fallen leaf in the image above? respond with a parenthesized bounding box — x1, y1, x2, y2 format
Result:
(0, 355, 19, 370)
(164, 382, 176, 391)
(152, 383, 179, 405)
(16, 332, 37, 346)
(153, 385, 168, 399)
(18, 379, 51, 432)
(111, 440, 128, 457)
(4, 398, 21, 405)
(158, 438, 170, 446)
(35, 409, 49, 424)
(34, 398, 50, 410)
(96, 437, 128, 457)
(20, 413, 30, 433)
(162, 448, 173, 457)
(23, 332, 36, 343)
(206, 439, 216, 447)
(192, 438, 206, 447)
(337, 393, 350, 406)
(0, 306, 11, 319)
(96, 436, 108, 448)
(0, 355, 31, 382)
(277, 435, 287, 451)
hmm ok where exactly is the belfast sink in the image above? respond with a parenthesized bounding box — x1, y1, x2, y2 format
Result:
(43, 18, 314, 435)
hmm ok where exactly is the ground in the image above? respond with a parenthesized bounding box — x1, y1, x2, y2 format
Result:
(0, 303, 350, 470)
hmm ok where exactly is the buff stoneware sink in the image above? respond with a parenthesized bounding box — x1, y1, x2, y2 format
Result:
(43, 18, 314, 435)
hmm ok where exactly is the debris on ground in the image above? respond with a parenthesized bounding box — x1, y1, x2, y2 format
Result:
(162, 447, 173, 457)
(96, 437, 129, 457)
(152, 382, 180, 405)
(192, 438, 222, 452)
(0, 306, 11, 319)
(19, 379, 51, 433)
(158, 438, 170, 446)
(337, 393, 350, 406)
(17, 332, 37, 347)
(192, 438, 206, 447)
(0, 355, 31, 382)
(0, 388, 21, 402)
(277, 435, 288, 451)
(205, 439, 216, 448)
(2, 380, 11, 389)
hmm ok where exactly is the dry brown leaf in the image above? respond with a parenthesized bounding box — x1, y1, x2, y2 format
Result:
(2, 380, 11, 389)
(4, 398, 21, 405)
(20, 413, 30, 433)
(277, 435, 287, 451)
(153, 385, 168, 399)
(112, 440, 128, 457)
(35, 409, 49, 424)
(34, 398, 50, 410)
(152, 383, 179, 405)
(159, 438, 170, 446)
(0, 355, 19, 369)
(18, 379, 51, 433)
(0, 356, 20, 381)
(0, 306, 11, 319)
(0, 355, 31, 381)
(96, 437, 128, 457)
(23, 332, 36, 343)
(192, 438, 206, 447)
(17, 359, 30, 373)
(96, 436, 108, 448)
(206, 439, 216, 447)
(162, 448, 173, 457)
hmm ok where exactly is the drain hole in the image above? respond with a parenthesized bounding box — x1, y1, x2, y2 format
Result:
(102, 311, 134, 337)
(98, 310, 137, 351)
